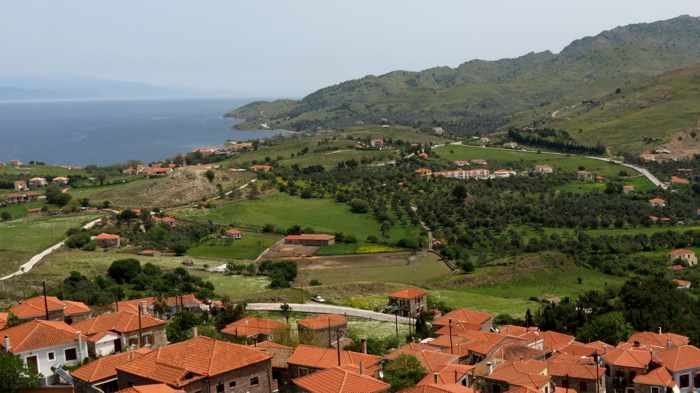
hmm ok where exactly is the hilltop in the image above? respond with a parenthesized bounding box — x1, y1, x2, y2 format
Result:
(544, 64, 700, 155)
(229, 15, 700, 136)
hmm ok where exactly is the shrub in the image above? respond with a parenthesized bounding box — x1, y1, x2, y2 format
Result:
(107, 258, 142, 284)
(349, 198, 369, 213)
(310, 279, 321, 286)
(65, 232, 91, 249)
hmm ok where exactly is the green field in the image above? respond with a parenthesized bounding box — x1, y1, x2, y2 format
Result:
(434, 145, 646, 180)
(0, 201, 45, 220)
(0, 165, 87, 177)
(0, 214, 100, 276)
(187, 232, 280, 261)
(315, 243, 404, 256)
(173, 192, 420, 242)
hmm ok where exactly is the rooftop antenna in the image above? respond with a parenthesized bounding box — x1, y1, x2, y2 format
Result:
(42, 281, 49, 320)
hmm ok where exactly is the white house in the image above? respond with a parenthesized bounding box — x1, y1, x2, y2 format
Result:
(1, 319, 89, 386)
(653, 345, 700, 393)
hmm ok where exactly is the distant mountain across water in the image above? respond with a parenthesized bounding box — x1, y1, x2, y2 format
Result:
(0, 75, 193, 101)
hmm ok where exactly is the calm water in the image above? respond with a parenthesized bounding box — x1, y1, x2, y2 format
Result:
(0, 98, 281, 165)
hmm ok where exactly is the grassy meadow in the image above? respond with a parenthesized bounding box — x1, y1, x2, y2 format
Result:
(174, 192, 420, 242)
(187, 232, 280, 261)
(0, 214, 100, 277)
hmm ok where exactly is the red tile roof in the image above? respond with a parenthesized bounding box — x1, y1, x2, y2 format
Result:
(540, 331, 575, 353)
(115, 294, 203, 314)
(653, 345, 700, 372)
(0, 319, 82, 353)
(401, 384, 475, 393)
(669, 248, 695, 257)
(485, 360, 550, 389)
(417, 364, 474, 386)
(95, 233, 121, 240)
(72, 349, 151, 382)
(389, 288, 428, 299)
(116, 336, 272, 387)
(10, 296, 91, 319)
(72, 311, 166, 335)
(285, 234, 336, 241)
(117, 385, 185, 393)
(547, 357, 604, 380)
(433, 308, 493, 328)
(249, 340, 294, 369)
(0, 312, 8, 330)
(633, 367, 677, 388)
(602, 347, 651, 369)
(385, 343, 460, 372)
(298, 314, 347, 330)
(288, 344, 381, 372)
(221, 316, 288, 338)
(627, 331, 689, 349)
(293, 366, 390, 393)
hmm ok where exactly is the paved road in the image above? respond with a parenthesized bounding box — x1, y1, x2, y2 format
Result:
(1, 217, 103, 281)
(247, 303, 412, 324)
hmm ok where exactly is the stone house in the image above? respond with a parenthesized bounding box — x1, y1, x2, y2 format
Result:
(668, 249, 697, 267)
(10, 295, 92, 324)
(297, 314, 348, 347)
(388, 287, 428, 317)
(116, 336, 274, 393)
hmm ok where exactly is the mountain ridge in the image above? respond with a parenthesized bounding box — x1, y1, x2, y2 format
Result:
(229, 15, 700, 136)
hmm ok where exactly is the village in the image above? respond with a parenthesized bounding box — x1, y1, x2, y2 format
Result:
(1, 286, 700, 393)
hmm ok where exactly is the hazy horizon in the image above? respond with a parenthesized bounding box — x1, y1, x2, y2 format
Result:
(3, 1, 699, 98)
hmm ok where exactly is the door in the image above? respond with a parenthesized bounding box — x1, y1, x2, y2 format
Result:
(26, 356, 38, 375)
(114, 338, 123, 352)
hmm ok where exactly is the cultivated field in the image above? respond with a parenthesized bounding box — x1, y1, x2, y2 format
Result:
(187, 232, 280, 261)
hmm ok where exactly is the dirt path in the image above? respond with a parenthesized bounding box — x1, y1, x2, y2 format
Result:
(0, 217, 103, 281)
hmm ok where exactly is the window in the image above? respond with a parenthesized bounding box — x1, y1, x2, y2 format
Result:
(229, 381, 237, 388)
(694, 374, 700, 389)
(47, 352, 55, 361)
(562, 381, 569, 388)
(64, 348, 77, 361)
(579, 382, 587, 392)
(250, 376, 259, 386)
(143, 334, 153, 346)
(651, 387, 660, 393)
(299, 367, 309, 376)
(493, 385, 502, 393)
(605, 367, 611, 376)
(216, 383, 224, 393)
(680, 374, 690, 388)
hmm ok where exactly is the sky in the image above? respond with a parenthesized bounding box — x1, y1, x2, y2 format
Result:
(2, 1, 698, 98)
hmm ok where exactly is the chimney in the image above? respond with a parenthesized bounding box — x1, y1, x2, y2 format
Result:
(666, 338, 673, 349)
(487, 362, 494, 376)
(658, 327, 662, 334)
(3, 336, 10, 352)
(633, 341, 640, 348)
(193, 326, 199, 337)
(433, 372, 440, 384)
(361, 338, 367, 354)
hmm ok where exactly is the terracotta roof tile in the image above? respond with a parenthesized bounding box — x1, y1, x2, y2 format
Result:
(73, 311, 166, 335)
(249, 341, 294, 369)
(417, 364, 475, 386)
(385, 343, 460, 372)
(293, 366, 390, 393)
(116, 336, 272, 387)
(653, 345, 700, 372)
(485, 360, 550, 389)
(400, 384, 475, 393)
(288, 344, 381, 372)
(0, 312, 8, 330)
(10, 296, 90, 319)
(627, 332, 689, 349)
(221, 316, 288, 338)
(95, 233, 120, 240)
(0, 319, 82, 353)
(298, 314, 347, 330)
(540, 331, 575, 353)
(115, 294, 203, 314)
(116, 384, 185, 393)
(547, 357, 604, 380)
(633, 367, 677, 388)
(72, 349, 150, 382)
(390, 288, 428, 299)
(433, 308, 493, 328)
(602, 347, 651, 369)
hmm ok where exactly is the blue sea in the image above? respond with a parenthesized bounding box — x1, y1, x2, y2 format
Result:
(0, 97, 281, 166)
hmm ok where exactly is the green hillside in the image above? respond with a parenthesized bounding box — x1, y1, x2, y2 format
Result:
(545, 64, 700, 155)
(229, 16, 700, 136)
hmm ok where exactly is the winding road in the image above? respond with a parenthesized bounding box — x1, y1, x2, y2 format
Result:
(246, 302, 413, 324)
(0, 217, 103, 281)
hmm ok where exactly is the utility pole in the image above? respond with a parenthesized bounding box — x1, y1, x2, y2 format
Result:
(42, 281, 49, 320)
(395, 312, 399, 341)
(328, 319, 332, 347)
(137, 302, 143, 348)
(448, 319, 454, 354)
(336, 328, 342, 366)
